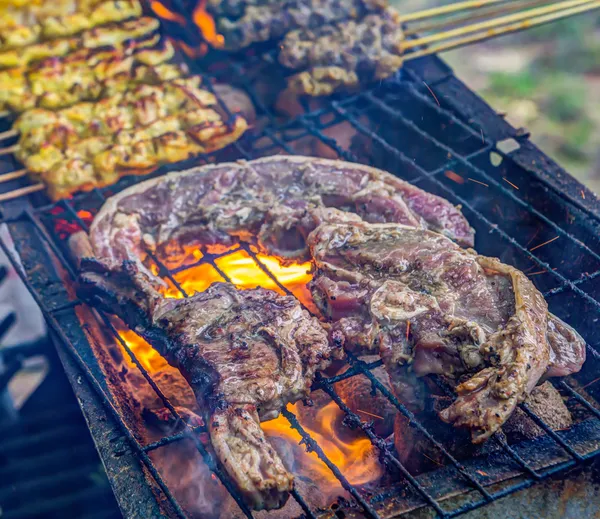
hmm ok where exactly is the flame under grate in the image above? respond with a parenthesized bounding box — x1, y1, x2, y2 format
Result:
(2, 38, 600, 519)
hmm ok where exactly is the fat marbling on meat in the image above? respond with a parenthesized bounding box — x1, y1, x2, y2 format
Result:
(89, 155, 474, 276)
(78, 259, 341, 510)
(308, 221, 585, 442)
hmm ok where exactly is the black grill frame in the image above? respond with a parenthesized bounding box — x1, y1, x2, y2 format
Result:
(2, 42, 600, 518)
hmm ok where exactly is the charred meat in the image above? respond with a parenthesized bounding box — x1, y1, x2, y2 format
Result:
(78, 259, 340, 510)
(208, 0, 388, 51)
(280, 9, 404, 96)
(89, 155, 474, 274)
(308, 221, 585, 442)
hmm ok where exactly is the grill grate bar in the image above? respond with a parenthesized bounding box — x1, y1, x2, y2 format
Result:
(170, 247, 241, 274)
(520, 403, 584, 461)
(430, 374, 543, 480)
(0, 234, 191, 519)
(327, 98, 600, 320)
(146, 249, 189, 298)
(346, 353, 493, 502)
(142, 427, 206, 452)
(281, 407, 382, 519)
(290, 488, 319, 519)
(317, 375, 449, 517)
(558, 380, 600, 419)
(363, 90, 600, 269)
(544, 269, 600, 297)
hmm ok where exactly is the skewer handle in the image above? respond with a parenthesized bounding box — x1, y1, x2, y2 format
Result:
(0, 183, 44, 202)
(399, 0, 510, 22)
(0, 129, 17, 141)
(0, 144, 18, 157)
(405, 0, 600, 60)
(0, 169, 27, 184)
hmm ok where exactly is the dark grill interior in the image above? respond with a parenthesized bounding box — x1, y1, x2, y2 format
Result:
(2, 27, 600, 519)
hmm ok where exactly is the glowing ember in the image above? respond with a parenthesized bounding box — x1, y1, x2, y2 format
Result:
(53, 209, 95, 238)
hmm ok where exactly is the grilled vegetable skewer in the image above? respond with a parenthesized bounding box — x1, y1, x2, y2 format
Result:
(0, 17, 160, 70)
(0, 0, 142, 52)
(0, 39, 183, 113)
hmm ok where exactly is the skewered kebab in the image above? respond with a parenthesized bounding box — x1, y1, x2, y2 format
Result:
(13, 77, 229, 172)
(0, 17, 160, 70)
(32, 111, 248, 200)
(15, 78, 217, 145)
(0, 0, 142, 52)
(279, 1, 600, 96)
(0, 39, 183, 113)
(207, 0, 387, 51)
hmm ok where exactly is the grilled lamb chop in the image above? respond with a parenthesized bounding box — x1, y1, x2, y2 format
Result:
(89, 155, 474, 278)
(78, 259, 340, 510)
(308, 221, 585, 442)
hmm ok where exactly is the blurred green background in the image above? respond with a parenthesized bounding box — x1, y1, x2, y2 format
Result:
(392, 0, 600, 193)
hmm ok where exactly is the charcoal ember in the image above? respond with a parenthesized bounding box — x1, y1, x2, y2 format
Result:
(211, 0, 388, 51)
(129, 366, 199, 411)
(281, 9, 404, 96)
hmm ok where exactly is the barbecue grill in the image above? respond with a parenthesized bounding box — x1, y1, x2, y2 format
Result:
(1, 6, 600, 518)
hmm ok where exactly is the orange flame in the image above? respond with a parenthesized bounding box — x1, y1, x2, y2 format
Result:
(150, 0, 187, 25)
(263, 402, 383, 487)
(193, 0, 224, 48)
(115, 242, 382, 489)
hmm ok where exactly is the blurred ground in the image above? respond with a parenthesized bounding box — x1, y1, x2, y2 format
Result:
(393, 0, 600, 194)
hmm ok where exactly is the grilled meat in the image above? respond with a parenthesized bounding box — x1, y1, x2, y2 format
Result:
(35, 112, 248, 200)
(78, 259, 340, 510)
(308, 221, 585, 442)
(0, 17, 160, 70)
(0, 38, 181, 113)
(88, 155, 474, 275)
(15, 77, 222, 171)
(14, 78, 216, 135)
(208, 0, 388, 51)
(281, 9, 404, 96)
(0, 0, 142, 51)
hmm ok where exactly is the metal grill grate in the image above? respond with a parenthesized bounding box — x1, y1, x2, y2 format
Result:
(2, 49, 600, 518)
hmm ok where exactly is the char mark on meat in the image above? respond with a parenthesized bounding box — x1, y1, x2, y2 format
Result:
(77, 258, 341, 510)
(89, 155, 474, 278)
(308, 222, 585, 442)
(207, 0, 388, 51)
(280, 9, 405, 96)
